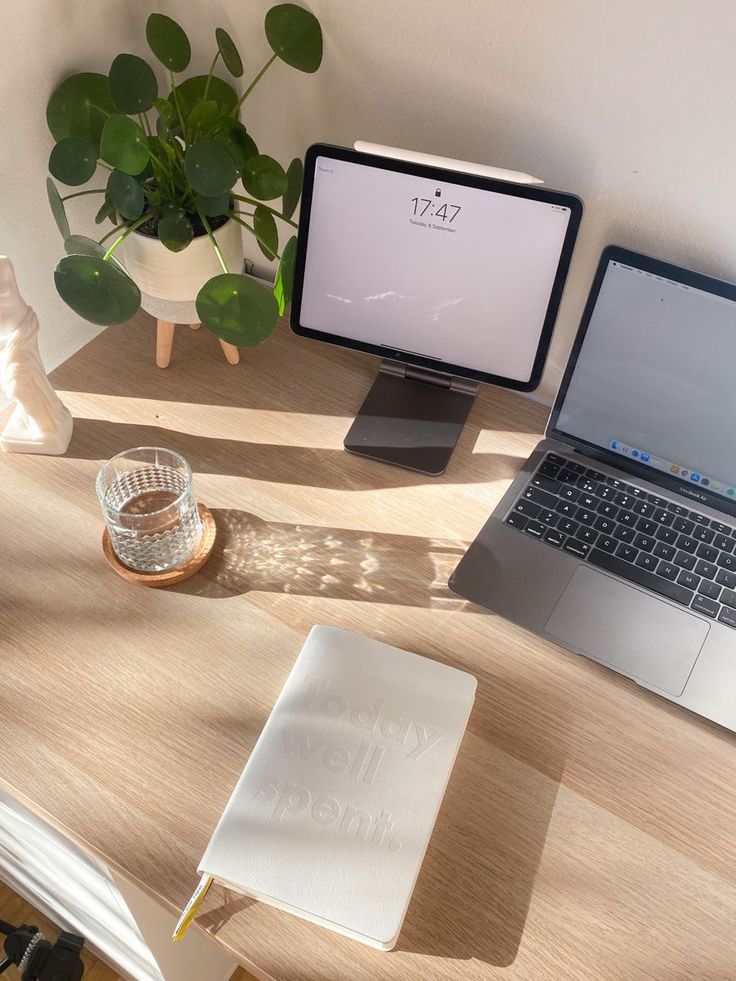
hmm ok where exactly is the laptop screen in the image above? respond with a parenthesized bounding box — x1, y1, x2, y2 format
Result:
(550, 247, 736, 515)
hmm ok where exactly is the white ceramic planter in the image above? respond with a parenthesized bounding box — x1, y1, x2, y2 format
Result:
(120, 218, 243, 303)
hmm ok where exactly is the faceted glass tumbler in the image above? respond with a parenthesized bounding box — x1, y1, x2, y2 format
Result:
(96, 447, 203, 573)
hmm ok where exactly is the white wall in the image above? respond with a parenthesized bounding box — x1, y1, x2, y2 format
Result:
(5, 0, 736, 400)
(0, 2, 148, 374)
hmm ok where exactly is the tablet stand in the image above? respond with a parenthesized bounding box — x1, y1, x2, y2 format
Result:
(341, 142, 543, 476)
(344, 360, 478, 476)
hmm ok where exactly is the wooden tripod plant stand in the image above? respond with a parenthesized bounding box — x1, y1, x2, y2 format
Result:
(155, 319, 240, 368)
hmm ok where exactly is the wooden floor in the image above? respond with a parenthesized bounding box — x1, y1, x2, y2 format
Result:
(0, 882, 255, 980)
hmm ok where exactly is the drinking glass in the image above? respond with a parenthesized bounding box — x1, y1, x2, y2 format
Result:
(96, 447, 203, 572)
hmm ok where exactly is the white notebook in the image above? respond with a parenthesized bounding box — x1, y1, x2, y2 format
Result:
(198, 625, 476, 950)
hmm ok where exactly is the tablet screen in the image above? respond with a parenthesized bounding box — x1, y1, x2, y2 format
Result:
(292, 146, 582, 389)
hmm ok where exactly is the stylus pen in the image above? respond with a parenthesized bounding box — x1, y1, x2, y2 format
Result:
(354, 141, 544, 185)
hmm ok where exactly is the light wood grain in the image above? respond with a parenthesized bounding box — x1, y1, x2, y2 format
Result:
(2, 313, 736, 981)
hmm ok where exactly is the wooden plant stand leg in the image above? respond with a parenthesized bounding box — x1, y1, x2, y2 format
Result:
(155, 319, 239, 366)
(219, 339, 240, 365)
(156, 320, 176, 368)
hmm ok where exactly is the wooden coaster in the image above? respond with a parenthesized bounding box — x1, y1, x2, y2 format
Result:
(102, 503, 216, 588)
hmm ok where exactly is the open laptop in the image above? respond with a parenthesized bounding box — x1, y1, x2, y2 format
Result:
(450, 245, 736, 731)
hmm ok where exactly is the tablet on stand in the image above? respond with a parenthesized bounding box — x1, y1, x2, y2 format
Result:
(290, 143, 582, 475)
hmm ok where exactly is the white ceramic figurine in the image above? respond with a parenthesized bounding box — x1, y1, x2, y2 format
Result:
(0, 256, 73, 454)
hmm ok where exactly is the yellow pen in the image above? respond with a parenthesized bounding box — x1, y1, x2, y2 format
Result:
(171, 874, 214, 942)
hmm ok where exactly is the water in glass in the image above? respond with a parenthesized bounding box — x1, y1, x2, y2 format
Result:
(97, 447, 202, 572)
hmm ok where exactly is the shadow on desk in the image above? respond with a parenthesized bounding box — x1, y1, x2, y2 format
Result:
(175, 509, 468, 609)
(49, 317, 544, 437)
(197, 889, 255, 935)
(64, 418, 525, 491)
(191, 722, 562, 968)
(193, 715, 564, 967)
(398, 726, 564, 966)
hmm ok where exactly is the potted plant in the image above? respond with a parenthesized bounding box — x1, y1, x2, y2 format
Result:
(45, 5, 323, 348)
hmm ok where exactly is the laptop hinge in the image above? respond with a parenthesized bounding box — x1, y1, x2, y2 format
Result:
(379, 359, 479, 396)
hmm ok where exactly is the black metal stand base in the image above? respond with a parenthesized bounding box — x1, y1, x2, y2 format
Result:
(344, 361, 478, 476)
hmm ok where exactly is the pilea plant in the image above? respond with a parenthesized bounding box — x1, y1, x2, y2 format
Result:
(46, 6, 322, 346)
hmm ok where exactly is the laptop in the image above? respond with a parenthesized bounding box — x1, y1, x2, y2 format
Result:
(450, 245, 736, 731)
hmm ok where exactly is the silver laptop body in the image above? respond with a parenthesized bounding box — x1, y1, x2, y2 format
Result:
(450, 246, 736, 732)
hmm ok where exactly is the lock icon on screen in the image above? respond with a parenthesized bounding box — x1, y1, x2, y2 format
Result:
(435, 188, 441, 197)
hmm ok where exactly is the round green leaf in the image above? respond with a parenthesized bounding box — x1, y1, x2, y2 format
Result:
(156, 115, 171, 140)
(265, 3, 323, 73)
(107, 169, 145, 220)
(64, 235, 126, 273)
(215, 27, 243, 78)
(109, 54, 158, 114)
(154, 97, 175, 122)
(146, 13, 191, 72)
(214, 119, 257, 171)
(138, 144, 156, 182)
(196, 192, 231, 217)
(185, 140, 237, 196)
(169, 75, 238, 118)
(253, 205, 278, 261)
(95, 194, 117, 225)
(48, 136, 97, 186)
(187, 99, 219, 135)
(100, 115, 150, 175)
(55, 254, 141, 326)
(64, 234, 106, 257)
(196, 273, 279, 346)
(158, 211, 193, 252)
(274, 234, 297, 315)
(46, 72, 115, 152)
(46, 178, 70, 239)
(282, 156, 303, 220)
(241, 155, 287, 201)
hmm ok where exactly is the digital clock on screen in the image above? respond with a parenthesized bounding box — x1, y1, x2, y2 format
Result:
(411, 196, 461, 222)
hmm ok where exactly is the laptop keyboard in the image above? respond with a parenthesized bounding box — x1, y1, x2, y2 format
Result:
(505, 452, 736, 630)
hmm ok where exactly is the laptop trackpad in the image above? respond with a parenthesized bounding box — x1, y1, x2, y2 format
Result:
(545, 565, 709, 696)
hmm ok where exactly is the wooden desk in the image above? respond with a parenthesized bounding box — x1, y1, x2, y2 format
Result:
(2, 316, 736, 981)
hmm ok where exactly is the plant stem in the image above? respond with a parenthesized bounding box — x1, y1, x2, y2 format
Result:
(97, 222, 129, 246)
(202, 51, 220, 101)
(138, 112, 153, 138)
(97, 161, 114, 172)
(169, 71, 187, 135)
(232, 53, 277, 114)
(90, 102, 111, 119)
(199, 212, 229, 273)
(232, 194, 297, 228)
(229, 211, 281, 261)
(61, 188, 106, 202)
(103, 214, 150, 261)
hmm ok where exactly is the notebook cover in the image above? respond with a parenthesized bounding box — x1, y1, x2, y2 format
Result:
(198, 625, 476, 949)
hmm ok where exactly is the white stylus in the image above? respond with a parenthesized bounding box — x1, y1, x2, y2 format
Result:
(354, 141, 544, 185)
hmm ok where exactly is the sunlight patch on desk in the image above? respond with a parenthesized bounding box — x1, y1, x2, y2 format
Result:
(57, 392, 352, 449)
(472, 427, 541, 456)
(179, 509, 468, 610)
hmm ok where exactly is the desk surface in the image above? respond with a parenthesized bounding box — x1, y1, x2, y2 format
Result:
(2, 317, 736, 981)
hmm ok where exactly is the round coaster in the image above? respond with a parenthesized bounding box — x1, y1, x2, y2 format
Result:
(102, 503, 217, 588)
